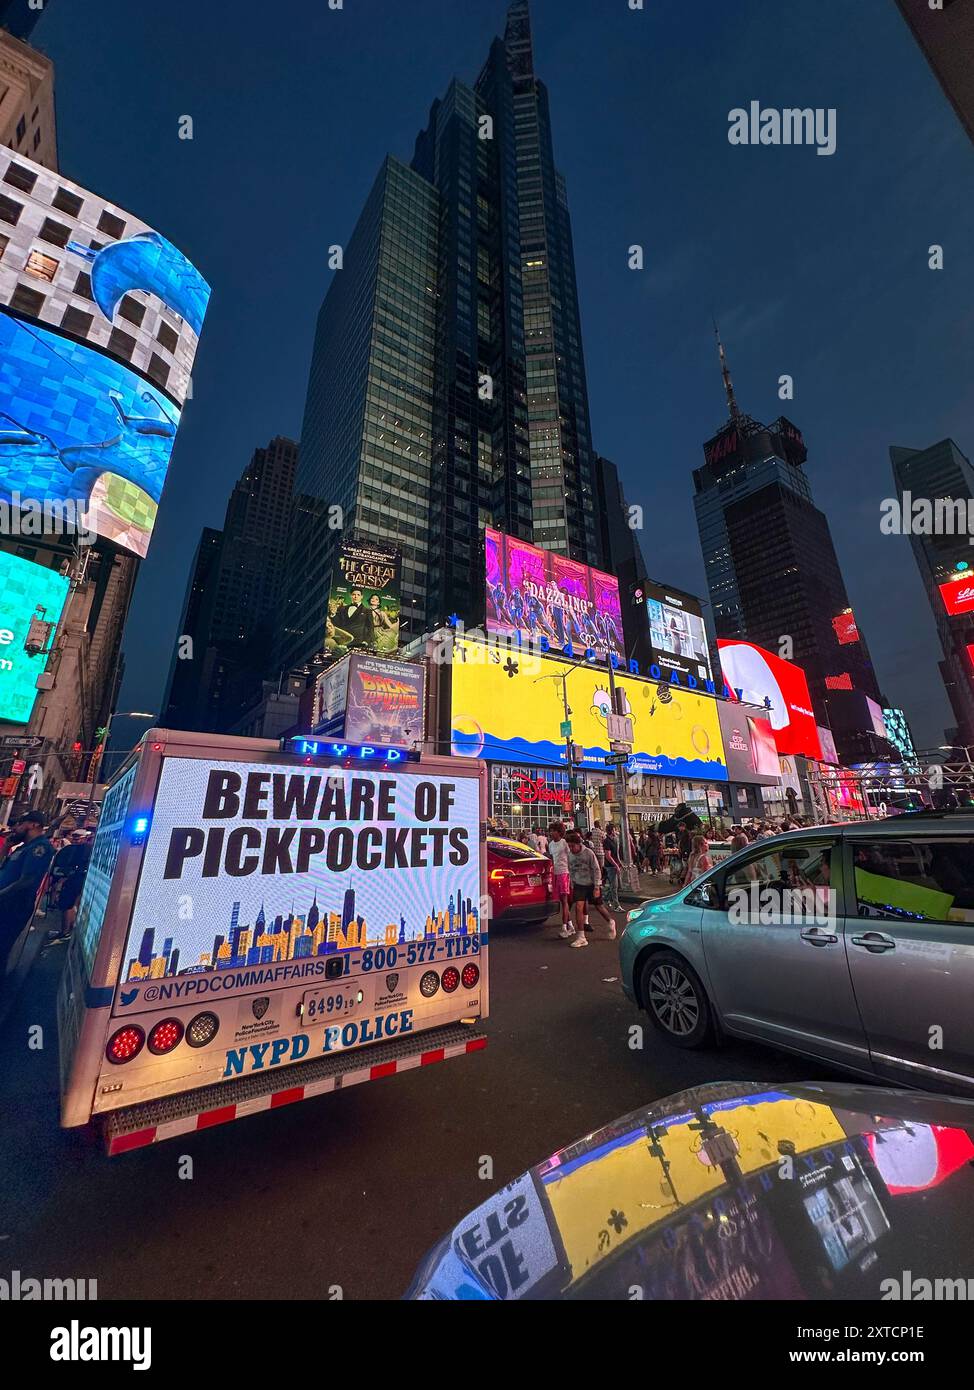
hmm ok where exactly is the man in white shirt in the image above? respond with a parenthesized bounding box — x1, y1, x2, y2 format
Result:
(547, 821, 572, 929)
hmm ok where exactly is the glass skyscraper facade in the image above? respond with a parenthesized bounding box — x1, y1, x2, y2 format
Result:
(278, 0, 605, 672)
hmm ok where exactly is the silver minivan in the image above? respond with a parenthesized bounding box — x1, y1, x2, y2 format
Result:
(619, 812, 974, 1094)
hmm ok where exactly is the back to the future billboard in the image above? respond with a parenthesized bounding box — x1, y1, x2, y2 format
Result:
(0, 151, 209, 558)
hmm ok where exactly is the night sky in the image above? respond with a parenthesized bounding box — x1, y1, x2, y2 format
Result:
(35, 0, 974, 749)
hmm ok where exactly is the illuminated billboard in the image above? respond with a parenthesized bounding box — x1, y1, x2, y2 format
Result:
(634, 579, 712, 685)
(325, 542, 401, 657)
(882, 707, 917, 764)
(0, 151, 208, 408)
(485, 526, 623, 661)
(0, 548, 69, 722)
(832, 609, 860, 645)
(0, 315, 181, 558)
(451, 637, 727, 780)
(717, 639, 822, 760)
(939, 573, 974, 616)
(716, 701, 780, 785)
(345, 654, 425, 746)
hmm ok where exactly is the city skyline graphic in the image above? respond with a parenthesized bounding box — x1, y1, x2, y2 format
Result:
(126, 879, 481, 981)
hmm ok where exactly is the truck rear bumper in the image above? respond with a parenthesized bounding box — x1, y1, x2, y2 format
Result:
(103, 1023, 487, 1156)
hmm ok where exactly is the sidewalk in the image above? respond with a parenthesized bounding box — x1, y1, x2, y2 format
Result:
(619, 869, 679, 904)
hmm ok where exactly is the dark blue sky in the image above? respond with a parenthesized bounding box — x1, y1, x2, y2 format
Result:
(35, 0, 974, 747)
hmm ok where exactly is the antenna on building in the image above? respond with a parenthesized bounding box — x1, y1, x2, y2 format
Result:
(712, 318, 741, 422)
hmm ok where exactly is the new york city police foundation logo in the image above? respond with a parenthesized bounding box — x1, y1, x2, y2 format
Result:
(252, 997, 270, 1020)
(385, 973, 399, 993)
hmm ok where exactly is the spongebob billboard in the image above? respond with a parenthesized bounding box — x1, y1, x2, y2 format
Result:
(450, 638, 727, 781)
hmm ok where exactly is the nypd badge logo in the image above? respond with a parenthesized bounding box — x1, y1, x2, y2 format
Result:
(252, 997, 270, 1020)
(386, 973, 400, 993)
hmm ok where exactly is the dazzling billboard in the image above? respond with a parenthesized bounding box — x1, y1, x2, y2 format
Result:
(451, 638, 727, 781)
(485, 526, 623, 661)
(345, 655, 425, 747)
(634, 580, 712, 685)
(325, 542, 401, 657)
(0, 315, 181, 558)
(0, 548, 69, 722)
(939, 573, 974, 616)
(717, 639, 822, 760)
(715, 701, 780, 785)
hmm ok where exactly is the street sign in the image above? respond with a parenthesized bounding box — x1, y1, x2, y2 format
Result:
(606, 713, 634, 744)
(560, 720, 572, 738)
(11, 759, 26, 774)
(605, 753, 631, 766)
(609, 740, 632, 753)
(0, 734, 44, 750)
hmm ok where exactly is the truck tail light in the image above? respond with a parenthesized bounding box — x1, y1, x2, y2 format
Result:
(441, 966, 461, 993)
(106, 1025, 145, 1065)
(186, 1012, 220, 1048)
(461, 963, 480, 990)
(147, 1018, 184, 1055)
(419, 970, 440, 998)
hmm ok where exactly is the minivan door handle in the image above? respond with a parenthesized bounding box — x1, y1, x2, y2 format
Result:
(851, 932, 896, 953)
(800, 927, 838, 946)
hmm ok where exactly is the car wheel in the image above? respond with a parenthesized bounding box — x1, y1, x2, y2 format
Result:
(640, 950, 713, 1049)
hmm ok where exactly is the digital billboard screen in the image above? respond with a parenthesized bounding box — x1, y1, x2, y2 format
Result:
(0, 315, 181, 558)
(939, 574, 974, 616)
(325, 542, 401, 657)
(451, 637, 727, 781)
(635, 580, 713, 685)
(832, 609, 860, 645)
(716, 701, 780, 785)
(344, 654, 425, 747)
(485, 526, 623, 661)
(717, 639, 822, 760)
(118, 758, 481, 988)
(0, 549, 69, 722)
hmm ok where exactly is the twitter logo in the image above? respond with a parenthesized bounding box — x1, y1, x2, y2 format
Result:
(120, 988, 138, 1007)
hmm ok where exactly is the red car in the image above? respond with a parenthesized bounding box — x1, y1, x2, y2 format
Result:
(487, 836, 554, 925)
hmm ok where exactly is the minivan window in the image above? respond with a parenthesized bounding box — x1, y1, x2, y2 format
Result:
(852, 839, 974, 925)
(724, 843, 832, 894)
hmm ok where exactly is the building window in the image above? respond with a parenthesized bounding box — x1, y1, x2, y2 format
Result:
(117, 294, 145, 327)
(15, 117, 26, 143)
(0, 193, 22, 226)
(97, 209, 126, 239)
(73, 271, 93, 299)
(9, 283, 46, 317)
(25, 249, 59, 282)
(156, 321, 178, 353)
(3, 163, 36, 194)
(145, 353, 170, 389)
(61, 305, 94, 337)
(108, 326, 136, 359)
(0, 232, 8, 261)
(38, 217, 71, 248)
(53, 186, 83, 217)
(32, 128, 41, 151)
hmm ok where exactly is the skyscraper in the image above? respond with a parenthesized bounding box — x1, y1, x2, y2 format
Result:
(895, 0, 974, 147)
(278, 1, 605, 672)
(164, 436, 297, 730)
(694, 330, 888, 762)
(0, 27, 57, 169)
(891, 438, 974, 747)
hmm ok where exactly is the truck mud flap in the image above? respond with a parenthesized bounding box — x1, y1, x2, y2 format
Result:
(103, 1023, 487, 1155)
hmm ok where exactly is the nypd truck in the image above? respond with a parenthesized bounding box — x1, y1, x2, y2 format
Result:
(57, 730, 488, 1154)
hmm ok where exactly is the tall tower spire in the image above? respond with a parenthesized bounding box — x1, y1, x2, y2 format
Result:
(713, 319, 741, 421)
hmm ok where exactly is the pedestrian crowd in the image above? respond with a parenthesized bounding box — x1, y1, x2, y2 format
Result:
(0, 810, 93, 984)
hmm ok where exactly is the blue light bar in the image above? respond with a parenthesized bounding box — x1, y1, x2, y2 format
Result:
(286, 737, 418, 763)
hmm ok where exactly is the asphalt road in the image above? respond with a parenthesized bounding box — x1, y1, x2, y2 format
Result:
(0, 897, 841, 1300)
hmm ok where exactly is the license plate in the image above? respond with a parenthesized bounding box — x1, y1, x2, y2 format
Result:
(302, 986, 363, 1025)
(528, 875, 542, 886)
